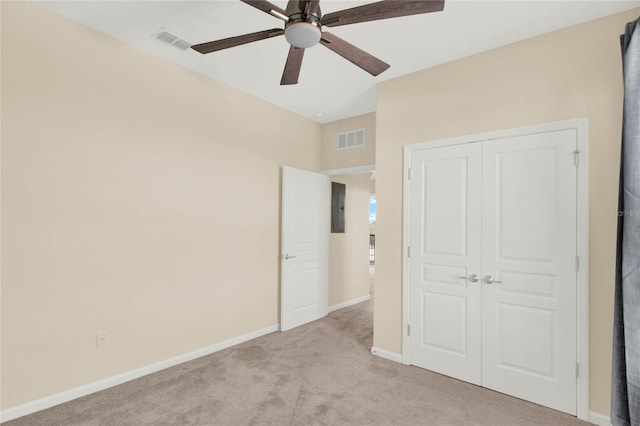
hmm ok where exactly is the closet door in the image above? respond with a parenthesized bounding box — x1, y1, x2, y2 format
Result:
(481, 130, 577, 414)
(408, 143, 483, 384)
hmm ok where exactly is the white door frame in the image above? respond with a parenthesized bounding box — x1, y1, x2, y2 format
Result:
(402, 118, 589, 421)
(322, 164, 375, 176)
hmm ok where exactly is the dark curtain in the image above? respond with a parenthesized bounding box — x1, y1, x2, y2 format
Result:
(612, 16, 640, 426)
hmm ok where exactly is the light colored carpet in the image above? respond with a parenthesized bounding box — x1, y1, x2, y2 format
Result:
(5, 292, 589, 426)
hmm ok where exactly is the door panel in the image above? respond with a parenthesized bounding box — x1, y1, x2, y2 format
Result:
(422, 292, 468, 355)
(497, 303, 556, 377)
(422, 157, 469, 258)
(481, 130, 577, 414)
(497, 147, 558, 262)
(409, 143, 482, 385)
(280, 166, 329, 331)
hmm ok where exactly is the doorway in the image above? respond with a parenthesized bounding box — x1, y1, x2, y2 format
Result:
(327, 171, 374, 309)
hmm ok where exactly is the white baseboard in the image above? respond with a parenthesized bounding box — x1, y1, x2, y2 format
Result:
(0, 324, 279, 423)
(588, 411, 612, 426)
(328, 294, 370, 313)
(370, 346, 403, 363)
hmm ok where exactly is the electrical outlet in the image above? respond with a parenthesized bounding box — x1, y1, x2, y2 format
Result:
(236, 302, 242, 313)
(96, 331, 108, 348)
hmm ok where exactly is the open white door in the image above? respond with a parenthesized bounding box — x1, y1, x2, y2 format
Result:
(280, 166, 329, 331)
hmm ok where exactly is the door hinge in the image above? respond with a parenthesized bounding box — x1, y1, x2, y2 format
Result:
(576, 363, 579, 378)
(576, 256, 580, 272)
(408, 168, 412, 180)
(407, 246, 411, 258)
(573, 150, 581, 166)
(407, 324, 411, 336)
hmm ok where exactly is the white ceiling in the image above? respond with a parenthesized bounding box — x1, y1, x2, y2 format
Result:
(32, 0, 639, 123)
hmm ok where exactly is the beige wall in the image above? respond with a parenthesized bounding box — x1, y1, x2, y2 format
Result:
(0, 2, 322, 410)
(329, 174, 371, 307)
(322, 112, 376, 170)
(373, 8, 640, 415)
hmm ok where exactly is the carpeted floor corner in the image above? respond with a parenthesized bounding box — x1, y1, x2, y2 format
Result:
(4, 293, 588, 426)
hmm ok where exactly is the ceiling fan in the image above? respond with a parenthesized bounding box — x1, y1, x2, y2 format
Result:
(191, 0, 445, 85)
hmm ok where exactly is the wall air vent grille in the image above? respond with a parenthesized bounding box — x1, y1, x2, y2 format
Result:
(152, 28, 192, 51)
(337, 128, 366, 151)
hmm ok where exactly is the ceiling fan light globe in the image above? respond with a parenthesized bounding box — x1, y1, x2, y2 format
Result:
(285, 22, 321, 48)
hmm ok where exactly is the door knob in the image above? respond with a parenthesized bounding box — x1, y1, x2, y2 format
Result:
(459, 274, 479, 283)
(483, 275, 502, 284)
(282, 254, 296, 260)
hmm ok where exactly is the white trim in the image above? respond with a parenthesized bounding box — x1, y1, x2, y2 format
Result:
(403, 119, 585, 152)
(402, 144, 412, 366)
(0, 324, 279, 423)
(371, 346, 403, 363)
(402, 118, 590, 419)
(322, 164, 375, 176)
(328, 294, 370, 313)
(588, 412, 612, 426)
(575, 119, 590, 422)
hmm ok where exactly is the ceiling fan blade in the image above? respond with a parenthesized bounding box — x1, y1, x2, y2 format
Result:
(191, 28, 284, 54)
(240, 0, 289, 20)
(320, 32, 390, 77)
(322, 0, 444, 27)
(281, 46, 305, 85)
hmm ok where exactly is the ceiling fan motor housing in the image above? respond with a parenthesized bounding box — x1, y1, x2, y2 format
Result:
(284, 1, 322, 48)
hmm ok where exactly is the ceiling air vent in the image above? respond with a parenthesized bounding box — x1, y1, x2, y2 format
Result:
(152, 28, 192, 51)
(337, 128, 366, 151)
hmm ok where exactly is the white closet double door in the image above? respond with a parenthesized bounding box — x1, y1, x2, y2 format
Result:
(408, 130, 577, 414)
